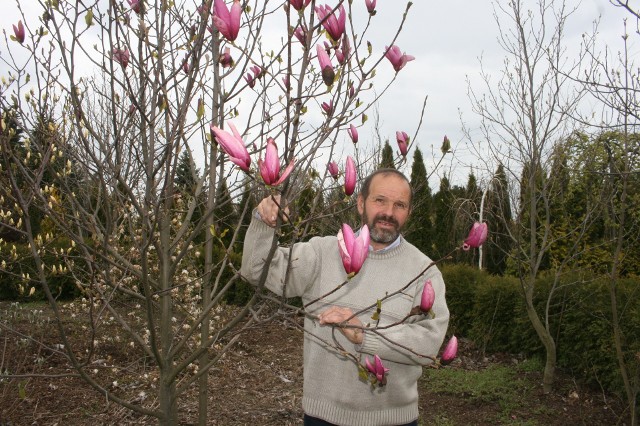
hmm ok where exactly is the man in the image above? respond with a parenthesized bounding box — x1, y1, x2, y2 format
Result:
(241, 168, 449, 426)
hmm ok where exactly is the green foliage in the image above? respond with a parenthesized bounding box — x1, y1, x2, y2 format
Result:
(432, 175, 455, 260)
(555, 276, 640, 398)
(484, 164, 512, 275)
(424, 364, 522, 402)
(175, 150, 200, 192)
(213, 179, 237, 247)
(443, 266, 639, 400)
(422, 363, 536, 423)
(440, 264, 482, 337)
(405, 148, 433, 255)
(379, 140, 395, 169)
(469, 274, 533, 354)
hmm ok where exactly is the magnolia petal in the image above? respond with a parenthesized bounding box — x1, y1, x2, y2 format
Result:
(365, 357, 375, 374)
(273, 159, 295, 186)
(337, 229, 353, 274)
(263, 138, 280, 183)
(344, 156, 356, 196)
(228, 0, 242, 41)
(441, 336, 458, 365)
(420, 279, 435, 313)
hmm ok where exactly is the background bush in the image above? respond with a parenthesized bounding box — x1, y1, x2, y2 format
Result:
(442, 265, 640, 401)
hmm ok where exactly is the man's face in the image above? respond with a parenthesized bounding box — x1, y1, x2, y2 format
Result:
(357, 174, 411, 250)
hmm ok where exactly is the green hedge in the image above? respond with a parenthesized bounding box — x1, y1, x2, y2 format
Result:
(441, 265, 640, 400)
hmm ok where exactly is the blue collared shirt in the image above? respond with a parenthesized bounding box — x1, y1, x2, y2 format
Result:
(356, 229, 402, 253)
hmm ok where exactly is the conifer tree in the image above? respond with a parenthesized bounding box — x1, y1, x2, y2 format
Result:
(432, 175, 455, 260)
(484, 164, 512, 275)
(455, 173, 482, 265)
(175, 150, 199, 193)
(235, 178, 257, 251)
(175, 149, 205, 242)
(405, 148, 433, 255)
(213, 179, 237, 247)
(379, 140, 395, 169)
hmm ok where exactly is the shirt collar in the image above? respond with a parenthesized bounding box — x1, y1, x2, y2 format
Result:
(356, 229, 402, 253)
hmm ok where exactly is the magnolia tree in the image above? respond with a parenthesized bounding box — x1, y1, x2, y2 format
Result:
(0, 0, 480, 423)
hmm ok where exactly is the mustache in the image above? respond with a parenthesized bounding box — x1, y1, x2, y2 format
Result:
(372, 214, 399, 228)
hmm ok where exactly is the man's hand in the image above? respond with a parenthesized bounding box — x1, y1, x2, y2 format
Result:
(256, 194, 289, 227)
(318, 306, 364, 345)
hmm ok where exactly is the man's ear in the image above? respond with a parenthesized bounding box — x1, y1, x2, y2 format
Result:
(357, 194, 364, 216)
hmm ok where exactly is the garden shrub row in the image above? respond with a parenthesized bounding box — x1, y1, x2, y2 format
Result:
(442, 264, 640, 401)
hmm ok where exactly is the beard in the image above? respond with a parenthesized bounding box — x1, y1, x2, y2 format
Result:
(363, 208, 402, 245)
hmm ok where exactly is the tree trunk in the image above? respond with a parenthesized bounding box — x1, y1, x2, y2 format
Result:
(524, 286, 556, 393)
(159, 369, 178, 426)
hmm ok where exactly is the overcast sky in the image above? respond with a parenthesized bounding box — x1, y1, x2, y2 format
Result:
(0, 0, 633, 188)
(371, 0, 632, 187)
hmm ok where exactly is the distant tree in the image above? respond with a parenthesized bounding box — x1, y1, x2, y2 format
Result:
(432, 175, 455, 260)
(235, 178, 257, 251)
(213, 179, 237, 247)
(405, 148, 433, 255)
(484, 164, 512, 275)
(466, 0, 586, 392)
(453, 173, 482, 265)
(379, 140, 395, 169)
(175, 150, 200, 193)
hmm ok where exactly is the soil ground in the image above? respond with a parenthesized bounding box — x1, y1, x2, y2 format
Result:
(0, 302, 626, 425)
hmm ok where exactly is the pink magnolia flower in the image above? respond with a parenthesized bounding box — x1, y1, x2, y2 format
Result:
(210, 122, 251, 172)
(348, 84, 355, 98)
(344, 155, 356, 196)
(212, 0, 241, 42)
(244, 65, 262, 88)
(293, 26, 307, 45)
(316, 44, 334, 86)
(112, 48, 130, 68)
(365, 0, 376, 14)
(282, 74, 291, 91)
(12, 20, 25, 44)
(321, 100, 333, 116)
(420, 279, 435, 314)
(258, 138, 295, 186)
(327, 161, 339, 179)
(347, 124, 358, 144)
(127, 0, 142, 14)
(463, 222, 488, 251)
(396, 131, 409, 157)
(338, 223, 369, 276)
(219, 47, 233, 67)
(441, 336, 458, 366)
(289, 0, 311, 11)
(182, 55, 190, 73)
(384, 45, 415, 72)
(365, 355, 389, 385)
(315, 4, 346, 42)
(335, 34, 350, 65)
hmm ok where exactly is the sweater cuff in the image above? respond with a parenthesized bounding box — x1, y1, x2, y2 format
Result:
(356, 330, 380, 356)
(248, 210, 276, 233)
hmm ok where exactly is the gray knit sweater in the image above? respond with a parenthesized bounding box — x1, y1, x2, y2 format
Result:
(240, 217, 450, 426)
